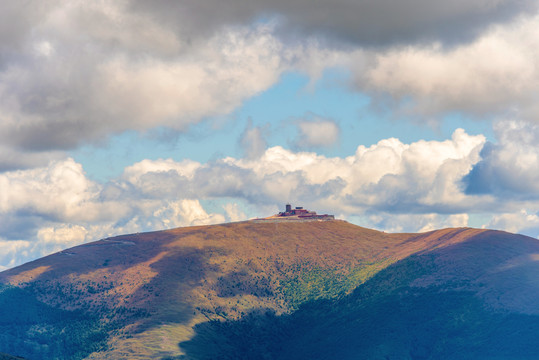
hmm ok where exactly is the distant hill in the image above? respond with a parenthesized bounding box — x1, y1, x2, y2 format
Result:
(1, 220, 539, 359)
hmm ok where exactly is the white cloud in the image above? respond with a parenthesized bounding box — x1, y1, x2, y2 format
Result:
(37, 224, 89, 245)
(152, 200, 226, 228)
(0, 158, 103, 221)
(0, 0, 363, 172)
(464, 120, 539, 199)
(0, 158, 232, 268)
(355, 14, 539, 120)
(295, 117, 340, 148)
(223, 203, 248, 222)
(119, 128, 485, 215)
(93, 25, 284, 130)
(486, 209, 539, 237)
(2, 1, 534, 173)
(418, 214, 470, 233)
(6, 126, 539, 269)
(0, 1, 300, 170)
(123, 158, 201, 184)
(3, 1, 536, 179)
(361, 213, 470, 233)
(0, 240, 33, 272)
(232, 128, 485, 214)
(0, 21, 286, 153)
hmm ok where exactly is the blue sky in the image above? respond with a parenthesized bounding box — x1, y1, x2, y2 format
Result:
(71, 71, 495, 182)
(1, 0, 539, 270)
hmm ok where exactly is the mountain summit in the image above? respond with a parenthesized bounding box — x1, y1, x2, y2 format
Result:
(1, 220, 539, 359)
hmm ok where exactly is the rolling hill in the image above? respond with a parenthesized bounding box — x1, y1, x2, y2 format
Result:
(1, 220, 539, 359)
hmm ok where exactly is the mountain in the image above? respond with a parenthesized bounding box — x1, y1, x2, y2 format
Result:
(1, 220, 539, 359)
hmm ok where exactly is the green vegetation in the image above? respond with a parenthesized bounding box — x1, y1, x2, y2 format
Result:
(278, 259, 394, 309)
(0, 284, 111, 360)
(179, 256, 539, 359)
(0, 222, 535, 359)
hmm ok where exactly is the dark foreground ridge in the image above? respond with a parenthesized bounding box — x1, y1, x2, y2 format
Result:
(1, 221, 539, 359)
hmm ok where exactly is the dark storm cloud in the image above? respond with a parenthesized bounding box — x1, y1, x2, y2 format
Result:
(129, 0, 537, 47)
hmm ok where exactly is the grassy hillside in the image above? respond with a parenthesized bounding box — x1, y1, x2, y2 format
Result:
(179, 231, 539, 359)
(0, 284, 109, 359)
(0, 221, 537, 359)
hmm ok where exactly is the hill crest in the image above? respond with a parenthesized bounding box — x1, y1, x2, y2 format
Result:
(1, 220, 538, 359)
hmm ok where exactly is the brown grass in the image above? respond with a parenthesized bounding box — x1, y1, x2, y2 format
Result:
(0, 220, 512, 359)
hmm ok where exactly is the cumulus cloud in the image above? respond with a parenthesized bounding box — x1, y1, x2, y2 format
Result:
(486, 209, 539, 237)
(0, 157, 231, 268)
(3, 0, 539, 270)
(223, 203, 248, 222)
(7, 125, 539, 269)
(0, 1, 301, 171)
(0, 240, 34, 272)
(2, 0, 537, 177)
(0, 158, 105, 222)
(151, 200, 226, 228)
(295, 117, 340, 148)
(3, 1, 538, 172)
(0, 0, 367, 172)
(464, 120, 539, 200)
(363, 213, 470, 234)
(121, 128, 487, 215)
(355, 14, 539, 120)
(0, 19, 285, 151)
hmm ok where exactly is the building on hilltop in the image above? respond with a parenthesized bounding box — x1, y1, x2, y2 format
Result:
(277, 204, 334, 220)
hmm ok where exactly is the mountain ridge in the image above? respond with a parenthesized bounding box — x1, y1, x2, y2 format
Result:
(1, 220, 538, 359)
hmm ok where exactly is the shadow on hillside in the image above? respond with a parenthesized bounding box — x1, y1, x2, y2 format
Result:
(0, 284, 109, 360)
(177, 288, 539, 360)
(2, 230, 193, 280)
(130, 246, 223, 333)
(177, 235, 539, 360)
(0, 229, 231, 358)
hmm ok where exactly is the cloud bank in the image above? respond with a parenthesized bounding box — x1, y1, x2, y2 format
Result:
(354, 14, 539, 120)
(0, 127, 519, 269)
(128, 0, 537, 46)
(295, 117, 340, 148)
(2, 1, 539, 171)
(2, 1, 539, 270)
(4, 119, 539, 269)
(0, 19, 286, 155)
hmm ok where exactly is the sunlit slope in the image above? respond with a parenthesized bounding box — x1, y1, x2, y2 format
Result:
(180, 229, 539, 360)
(1, 220, 535, 359)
